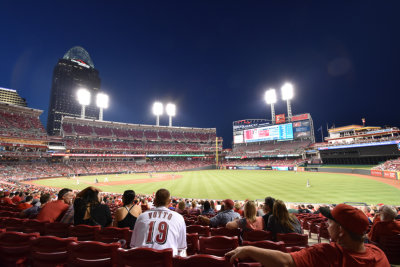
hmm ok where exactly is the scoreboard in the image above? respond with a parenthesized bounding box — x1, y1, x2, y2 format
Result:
(243, 123, 293, 143)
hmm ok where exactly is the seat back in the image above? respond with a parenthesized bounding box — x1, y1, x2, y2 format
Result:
(276, 233, 308, 247)
(117, 247, 173, 267)
(67, 241, 121, 267)
(95, 226, 131, 247)
(3, 218, 26, 232)
(199, 236, 239, 256)
(30, 236, 77, 267)
(69, 224, 101, 241)
(242, 240, 286, 252)
(23, 219, 48, 235)
(0, 231, 39, 266)
(186, 233, 199, 255)
(186, 225, 210, 237)
(378, 234, 400, 264)
(242, 230, 273, 242)
(210, 227, 240, 237)
(45, 222, 72, 238)
(173, 254, 233, 267)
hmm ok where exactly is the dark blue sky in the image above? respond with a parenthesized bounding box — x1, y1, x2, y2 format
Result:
(0, 1, 399, 148)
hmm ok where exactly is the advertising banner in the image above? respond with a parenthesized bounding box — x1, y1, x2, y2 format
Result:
(292, 113, 309, 121)
(294, 131, 311, 138)
(370, 170, 383, 177)
(294, 126, 310, 133)
(297, 167, 305, 172)
(276, 114, 286, 124)
(383, 171, 397, 180)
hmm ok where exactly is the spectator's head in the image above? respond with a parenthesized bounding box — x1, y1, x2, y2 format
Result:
(272, 200, 296, 231)
(380, 205, 397, 222)
(58, 188, 72, 200)
(234, 202, 241, 210)
(122, 190, 136, 206)
(263, 196, 275, 213)
(154, 189, 170, 207)
(191, 201, 197, 208)
(223, 199, 234, 210)
(320, 204, 369, 244)
(243, 200, 257, 221)
(25, 196, 33, 203)
(178, 201, 185, 210)
(40, 193, 51, 205)
(203, 200, 211, 211)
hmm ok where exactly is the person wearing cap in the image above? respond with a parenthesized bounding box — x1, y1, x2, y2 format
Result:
(0, 191, 13, 204)
(198, 199, 240, 227)
(368, 205, 400, 243)
(226, 204, 389, 267)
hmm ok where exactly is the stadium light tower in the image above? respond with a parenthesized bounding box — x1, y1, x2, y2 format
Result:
(166, 103, 176, 127)
(265, 89, 277, 123)
(77, 88, 91, 119)
(153, 102, 163, 126)
(281, 82, 294, 121)
(96, 93, 109, 121)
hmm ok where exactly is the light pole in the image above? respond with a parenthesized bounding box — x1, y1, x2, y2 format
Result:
(281, 82, 294, 121)
(96, 93, 109, 121)
(153, 102, 163, 126)
(265, 89, 277, 123)
(166, 103, 176, 127)
(77, 88, 91, 119)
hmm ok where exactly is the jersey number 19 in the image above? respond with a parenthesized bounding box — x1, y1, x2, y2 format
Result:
(146, 221, 169, 245)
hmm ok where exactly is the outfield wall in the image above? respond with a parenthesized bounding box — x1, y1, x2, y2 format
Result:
(305, 167, 398, 180)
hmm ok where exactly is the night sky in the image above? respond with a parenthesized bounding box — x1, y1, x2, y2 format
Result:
(0, 1, 399, 148)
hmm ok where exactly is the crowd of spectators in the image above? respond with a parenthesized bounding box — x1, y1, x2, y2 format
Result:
(372, 158, 400, 172)
(223, 158, 304, 167)
(228, 141, 311, 158)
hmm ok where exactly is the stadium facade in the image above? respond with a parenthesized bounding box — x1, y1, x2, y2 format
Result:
(47, 46, 101, 136)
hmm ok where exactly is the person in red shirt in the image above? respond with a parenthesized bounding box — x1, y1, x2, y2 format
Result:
(11, 192, 22, 204)
(226, 204, 390, 267)
(0, 192, 13, 204)
(37, 188, 74, 223)
(368, 205, 400, 243)
(16, 195, 33, 211)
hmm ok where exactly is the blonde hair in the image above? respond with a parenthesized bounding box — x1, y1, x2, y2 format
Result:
(244, 201, 257, 222)
(192, 201, 197, 208)
(178, 201, 185, 210)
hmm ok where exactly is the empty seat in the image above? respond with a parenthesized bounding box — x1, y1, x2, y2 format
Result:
(23, 219, 48, 235)
(186, 233, 199, 255)
(95, 227, 132, 248)
(242, 240, 286, 252)
(377, 234, 400, 264)
(0, 231, 39, 267)
(242, 230, 273, 242)
(45, 222, 72, 238)
(199, 236, 239, 256)
(211, 227, 241, 238)
(187, 225, 211, 237)
(276, 233, 308, 248)
(30, 236, 77, 266)
(117, 247, 173, 267)
(67, 241, 121, 267)
(69, 224, 101, 241)
(3, 218, 26, 232)
(173, 254, 233, 267)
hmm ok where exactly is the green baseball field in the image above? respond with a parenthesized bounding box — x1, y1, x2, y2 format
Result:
(27, 170, 400, 205)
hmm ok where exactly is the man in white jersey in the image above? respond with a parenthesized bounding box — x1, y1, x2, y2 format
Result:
(130, 188, 187, 256)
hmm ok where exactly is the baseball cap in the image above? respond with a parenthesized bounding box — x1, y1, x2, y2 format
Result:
(223, 199, 234, 209)
(320, 204, 369, 236)
(4, 192, 10, 196)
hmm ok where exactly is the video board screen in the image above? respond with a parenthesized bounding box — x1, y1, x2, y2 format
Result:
(233, 132, 244, 144)
(244, 123, 293, 143)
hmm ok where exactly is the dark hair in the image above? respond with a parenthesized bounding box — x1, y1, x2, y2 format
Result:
(203, 201, 211, 211)
(81, 188, 100, 206)
(58, 188, 72, 200)
(123, 190, 136, 206)
(264, 196, 275, 211)
(25, 196, 33, 202)
(40, 193, 51, 204)
(154, 189, 170, 207)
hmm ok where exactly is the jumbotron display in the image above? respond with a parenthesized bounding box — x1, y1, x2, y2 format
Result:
(243, 123, 293, 143)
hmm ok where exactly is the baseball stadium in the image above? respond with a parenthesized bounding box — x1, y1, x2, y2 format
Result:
(0, 46, 399, 265)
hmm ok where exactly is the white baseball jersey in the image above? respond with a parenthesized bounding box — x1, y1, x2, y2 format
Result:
(130, 206, 186, 256)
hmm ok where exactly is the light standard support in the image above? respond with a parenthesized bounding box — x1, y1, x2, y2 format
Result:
(166, 103, 176, 127)
(153, 102, 163, 126)
(96, 93, 109, 121)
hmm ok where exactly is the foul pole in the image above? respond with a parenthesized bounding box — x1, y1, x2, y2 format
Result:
(215, 136, 219, 168)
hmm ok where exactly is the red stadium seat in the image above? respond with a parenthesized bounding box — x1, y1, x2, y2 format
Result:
(199, 236, 239, 256)
(67, 241, 121, 267)
(45, 222, 71, 238)
(186, 233, 199, 255)
(242, 240, 287, 252)
(3, 217, 26, 232)
(95, 226, 132, 248)
(117, 247, 173, 267)
(377, 234, 400, 265)
(30, 236, 77, 267)
(316, 221, 331, 243)
(173, 254, 233, 267)
(210, 227, 241, 238)
(242, 230, 273, 242)
(23, 219, 48, 235)
(68, 224, 101, 241)
(0, 231, 39, 267)
(276, 233, 308, 248)
(186, 225, 210, 237)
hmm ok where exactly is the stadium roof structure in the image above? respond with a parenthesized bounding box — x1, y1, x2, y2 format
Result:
(61, 116, 217, 133)
(63, 46, 95, 68)
(0, 101, 43, 116)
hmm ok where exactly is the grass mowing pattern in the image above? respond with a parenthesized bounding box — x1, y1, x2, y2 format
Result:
(30, 170, 400, 205)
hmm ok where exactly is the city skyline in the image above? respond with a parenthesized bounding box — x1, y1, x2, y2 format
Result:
(0, 2, 399, 147)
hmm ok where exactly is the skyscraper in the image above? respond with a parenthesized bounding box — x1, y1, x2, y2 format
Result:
(47, 46, 101, 136)
(0, 87, 27, 107)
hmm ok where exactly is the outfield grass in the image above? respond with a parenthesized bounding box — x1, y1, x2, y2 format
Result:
(29, 170, 400, 205)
